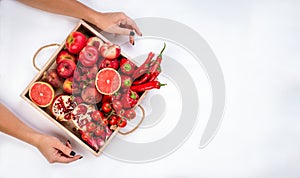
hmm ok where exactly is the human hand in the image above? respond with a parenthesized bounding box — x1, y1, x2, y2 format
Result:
(36, 135, 82, 164)
(90, 12, 142, 36)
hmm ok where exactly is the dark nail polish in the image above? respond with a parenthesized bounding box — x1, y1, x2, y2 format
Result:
(130, 31, 135, 36)
(132, 41, 135, 45)
(67, 140, 71, 144)
(141, 33, 143, 36)
(70, 151, 76, 156)
(79, 156, 83, 159)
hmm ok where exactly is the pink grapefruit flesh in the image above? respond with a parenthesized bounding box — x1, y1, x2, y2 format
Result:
(29, 81, 55, 107)
(95, 68, 121, 95)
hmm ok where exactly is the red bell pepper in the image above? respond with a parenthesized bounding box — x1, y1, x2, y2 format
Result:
(121, 90, 139, 109)
(120, 59, 136, 75)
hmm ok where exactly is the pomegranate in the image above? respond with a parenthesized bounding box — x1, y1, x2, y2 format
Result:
(51, 94, 75, 121)
(71, 103, 96, 131)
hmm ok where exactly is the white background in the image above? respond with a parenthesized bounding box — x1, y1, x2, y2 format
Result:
(1, 0, 300, 177)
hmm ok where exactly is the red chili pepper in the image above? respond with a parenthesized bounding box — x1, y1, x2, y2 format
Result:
(132, 52, 155, 79)
(133, 44, 166, 84)
(132, 73, 151, 85)
(149, 43, 166, 74)
(130, 81, 166, 92)
(148, 70, 160, 82)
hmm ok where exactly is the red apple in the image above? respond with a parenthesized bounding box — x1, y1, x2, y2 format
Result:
(99, 42, 121, 60)
(98, 58, 119, 70)
(79, 46, 99, 67)
(63, 77, 73, 94)
(42, 69, 64, 88)
(86, 37, 104, 51)
(56, 59, 76, 78)
(65, 31, 87, 54)
(56, 50, 76, 64)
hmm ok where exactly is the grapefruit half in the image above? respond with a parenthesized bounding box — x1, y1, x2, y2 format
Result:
(95, 68, 121, 95)
(29, 81, 55, 107)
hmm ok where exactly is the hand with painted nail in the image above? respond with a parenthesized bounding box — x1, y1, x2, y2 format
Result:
(91, 12, 142, 36)
(0, 103, 82, 164)
(36, 135, 82, 163)
(17, 0, 142, 37)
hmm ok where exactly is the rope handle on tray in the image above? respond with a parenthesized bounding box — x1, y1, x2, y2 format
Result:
(32, 43, 60, 71)
(118, 105, 145, 135)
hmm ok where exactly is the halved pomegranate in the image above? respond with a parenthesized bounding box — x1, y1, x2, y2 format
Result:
(51, 94, 74, 121)
(71, 103, 96, 131)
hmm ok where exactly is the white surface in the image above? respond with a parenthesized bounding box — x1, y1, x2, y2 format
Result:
(1, 0, 300, 177)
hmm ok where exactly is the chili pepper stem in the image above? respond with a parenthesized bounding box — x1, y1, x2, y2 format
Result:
(158, 43, 166, 57)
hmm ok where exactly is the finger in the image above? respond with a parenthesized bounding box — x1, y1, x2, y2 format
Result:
(66, 140, 72, 149)
(53, 139, 76, 157)
(55, 155, 83, 164)
(124, 18, 142, 36)
(108, 25, 133, 36)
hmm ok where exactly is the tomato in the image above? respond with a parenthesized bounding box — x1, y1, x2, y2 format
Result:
(94, 126, 105, 137)
(101, 117, 108, 125)
(65, 31, 87, 54)
(91, 110, 103, 122)
(86, 136, 99, 151)
(111, 92, 121, 101)
(102, 102, 112, 113)
(81, 131, 91, 141)
(86, 121, 97, 132)
(117, 117, 127, 128)
(109, 115, 118, 125)
(125, 109, 136, 120)
(112, 100, 122, 111)
(117, 108, 126, 117)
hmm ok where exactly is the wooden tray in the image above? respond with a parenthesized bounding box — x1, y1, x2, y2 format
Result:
(20, 20, 146, 156)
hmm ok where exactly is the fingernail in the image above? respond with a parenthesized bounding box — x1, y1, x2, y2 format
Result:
(141, 33, 143, 36)
(67, 140, 71, 144)
(130, 31, 135, 36)
(79, 156, 83, 159)
(70, 151, 76, 156)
